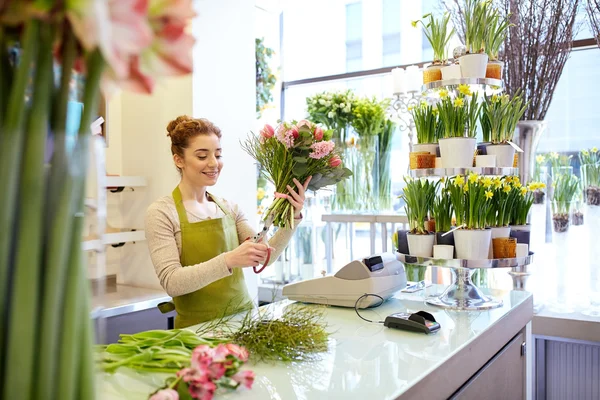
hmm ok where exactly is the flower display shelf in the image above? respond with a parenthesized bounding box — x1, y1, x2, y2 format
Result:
(396, 251, 534, 311)
(409, 167, 518, 178)
(422, 78, 504, 93)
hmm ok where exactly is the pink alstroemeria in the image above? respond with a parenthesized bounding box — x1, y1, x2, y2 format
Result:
(231, 370, 255, 390)
(149, 388, 179, 400)
(188, 380, 217, 400)
(191, 345, 213, 369)
(224, 343, 249, 362)
(329, 155, 342, 167)
(314, 126, 324, 141)
(67, 0, 153, 79)
(177, 367, 209, 384)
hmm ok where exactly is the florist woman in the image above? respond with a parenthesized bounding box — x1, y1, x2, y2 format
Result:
(145, 116, 310, 328)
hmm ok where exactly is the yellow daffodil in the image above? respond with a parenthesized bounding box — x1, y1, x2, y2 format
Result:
(513, 181, 522, 189)
(503, 184, 512, 193)
(420, 100, 428, 108)
(440, 176, 446, 183)
(454, 98, 465, 108)
(520, 187, 528, 196)
(458, 84, 472, 96)
(408, 105, 415, 111)
(482, 177, 493, 188)
(493, 177, 502, 189)
(550, 152, 559, 160)
(439, 89, 449, 99)
(411, 20, 419, 27)
(491, 94, 500, 103)
(455, 175, 465, 186)
(582, 150, 590, 156)
(592, 147, 598, 153)
(432, 106, 439, 115)
(539, 182, 547, 189)
(468, 173, 479, 184)
(463, 183, 469, 192)
(257, 188, 265, 200)
(485, 190, 493, 200)
(536, 155, 545, 164)
(504, 176, 513, 184)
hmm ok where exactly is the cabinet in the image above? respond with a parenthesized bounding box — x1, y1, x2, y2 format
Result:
(451, 330, 526, 400)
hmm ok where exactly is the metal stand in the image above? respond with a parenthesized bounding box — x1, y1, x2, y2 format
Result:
(426, 268, 503, 311)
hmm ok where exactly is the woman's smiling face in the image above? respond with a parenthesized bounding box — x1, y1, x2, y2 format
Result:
(175, 133, 223, 187)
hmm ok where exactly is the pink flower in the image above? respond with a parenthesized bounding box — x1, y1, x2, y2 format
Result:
(260, 124, 275, 140)
(224, 343, 249, 362)
(191, 345, 213, 368)
(297, 119, 313, 130)
(188, 380, 217, 400)
(290, 126, 299, 139)
(206, 362, 226, 380)
(177, 367, 209, 384)
(275, 125, 295, 149)
(309, 140, 335, 159)
(149, 388, 179, 400)
(329, 155, 342, 168)
(231, 370, 255, 390)
(314, 127, 324, 141)
(211, 344, 229, 363)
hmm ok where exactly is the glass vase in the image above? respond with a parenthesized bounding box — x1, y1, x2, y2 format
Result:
(581, 163, 600, 206)
(552, 200, 572, 233)
(404, 264, 427, 282)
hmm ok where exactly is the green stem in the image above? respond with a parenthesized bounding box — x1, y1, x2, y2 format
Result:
(3, 20, 52, 400)
(0, 25, 13, 131)
(35, 27, 77, 400)
(0, 21, 38, 382)
(78, 283, 96, 400)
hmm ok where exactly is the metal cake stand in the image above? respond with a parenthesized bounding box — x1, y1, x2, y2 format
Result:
(396, 252, 534, 311)
(409, 167, 518, 178)
(422, 77, 504, 93)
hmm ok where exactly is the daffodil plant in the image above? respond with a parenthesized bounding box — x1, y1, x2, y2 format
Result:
(463, 0, 491, 54)
(448, 173, 493, 229)
(436, 90, 469, 138)
(480, 91, 528, 143)
(411, 101, 439, 144)
(484, 8, 512, 61)
(401, 177, 439, 234)
(432, 179, 454, 232)
(579, 147, 600, 204)
(511, 181, 546, 225)
(549, 152, 573, 178)
(552, 173, 579, 215)
(412, 13, 455, 63)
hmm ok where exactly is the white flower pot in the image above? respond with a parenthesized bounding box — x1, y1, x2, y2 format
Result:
(413, 143, 439, 156)
(475, 155, 496, 167)
(486, 144, 516, 167)
(459, 53, 489, 79)
(489, 226, 511, 259)
(407, 233, 435, 257)
(441, 64, 462, 80)
(454, 229, 492, 260)
(438, 137, 477, 168)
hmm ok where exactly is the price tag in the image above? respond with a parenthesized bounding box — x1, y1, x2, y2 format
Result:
(508, 141, 524, 153)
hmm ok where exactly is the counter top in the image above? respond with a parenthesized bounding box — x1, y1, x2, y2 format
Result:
(533, 307, 600, 343)
(98, 286, 532, 400)
(91, 284, 170, 319)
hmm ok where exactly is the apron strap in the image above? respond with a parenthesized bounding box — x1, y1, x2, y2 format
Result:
(172, 186, 189, 224)
(207, 192, 233, 218)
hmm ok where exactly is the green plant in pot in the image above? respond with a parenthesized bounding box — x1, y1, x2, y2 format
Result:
(579, 147, 600, 205)
(448, 173, 494, 260)
(481, 92, 528, 167)
(413, 12, 455, 83)
(484, 8, 511, 79)
(433, 178, 455, 247)
(532, 154, 548, 204)
(552, 173, 579, 233)
(460, 0, 491, 78)
(436, 90, 476, 168)
(549, 152, 573, 179)
(411, 100, 439, 156)
(400, 177, 439, 258)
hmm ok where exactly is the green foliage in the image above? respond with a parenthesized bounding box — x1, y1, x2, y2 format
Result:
(413, 12, 455, 62)
(351, 96, 389, 137)
(256, 37, 277, 119)
(400, 177, 439, 234)
(552, 174, 579, 215)
(411, 101, 439, 144)
(485, 8, 511, 61)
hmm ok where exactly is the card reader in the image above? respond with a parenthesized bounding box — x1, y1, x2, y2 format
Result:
(384, 311, 440, 334)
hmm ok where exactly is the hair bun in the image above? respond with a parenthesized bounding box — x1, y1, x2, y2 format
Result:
(166, 115, 193, 137)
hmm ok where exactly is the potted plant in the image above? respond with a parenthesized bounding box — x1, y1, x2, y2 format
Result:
(579, 147, 600, 205)
(532, 154, 548, 204)
(400, 177, 438, 257)
(436, 90, 476, 168)
(552, 173, 579, 233)
(413, 13, 455, 84)
(484, 9, 511, 79)
(411, 101, 439, 157)
(448, 173, 494, 259)
(433, 179, 455, 246)
(549, 152, 574, 179)
(481, 92, 528, 167)
(460, 0, 490, 78)
(484, 176, 519, 257)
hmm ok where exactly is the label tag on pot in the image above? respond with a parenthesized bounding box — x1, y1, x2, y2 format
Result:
(508, 141, 524, 152)
(442, 224, 466, 237)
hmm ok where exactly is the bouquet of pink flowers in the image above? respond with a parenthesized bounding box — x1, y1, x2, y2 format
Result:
(150, 343, 254, 400)
(243, 119, 352, 228)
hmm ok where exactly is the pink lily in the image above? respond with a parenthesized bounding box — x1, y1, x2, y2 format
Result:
(225, 343, 249, 362)
(188, 380, 217, 400)
(231, 370, 255, 389)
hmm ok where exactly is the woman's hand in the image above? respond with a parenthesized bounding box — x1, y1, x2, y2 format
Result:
(224, 241, 274, 269)
(285, 176, 312, 219)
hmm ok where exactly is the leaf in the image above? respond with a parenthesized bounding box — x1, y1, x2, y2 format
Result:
(293, 156, 308, 163)
(293, 163, 308, 175)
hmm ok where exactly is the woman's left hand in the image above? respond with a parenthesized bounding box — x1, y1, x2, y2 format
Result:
(286, 176, 312, 219)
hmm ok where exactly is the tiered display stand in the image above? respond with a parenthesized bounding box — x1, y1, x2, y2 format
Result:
(396, 78, 534, 311)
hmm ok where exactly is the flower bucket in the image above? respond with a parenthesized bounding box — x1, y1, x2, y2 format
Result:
(492, 237, 517, 258)
(439, 137, 477, 168)
(454, 229, 492, 260)
(459, 53, 489, 78)
(476, 155, 496, 168)
(407, 233, 435, 257)
(413, 143, 439, 156)
(486, 144, 516, 167)
(486, 60, 504, 79)
(441, 64, 462, 80)
(423, 64, 442, 84)
(396, 229, 410, 254)
(488, 226, 511, 259)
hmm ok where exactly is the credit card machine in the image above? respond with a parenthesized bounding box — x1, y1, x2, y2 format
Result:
(384, 310, 440, 334)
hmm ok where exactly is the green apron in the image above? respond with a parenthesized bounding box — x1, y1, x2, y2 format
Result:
(172, 187, 252, 328)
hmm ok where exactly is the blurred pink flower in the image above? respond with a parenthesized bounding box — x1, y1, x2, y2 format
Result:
(290, 126, 299, 139)
(188, 380, 217, 400)
(275, 125, 295, 149)
(206, 362, 226, 380)
(309, 141, 335, 159)
(177, 367, 209, 384)
(231, 370, 255, 389)
(149, 388, 179, 400)
(191, 345, 213, 369)
(329, 155, 342, 167)
(314, 127, 324, 141)
(260, 124, 275, 140)
(67, 0, 153, 79)
(297, 119, 313, 130)
(225, 343, 249, 362)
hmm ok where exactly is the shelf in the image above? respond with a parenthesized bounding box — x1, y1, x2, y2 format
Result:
(396, 251, 534, 270)
(422, 77, 504, 92)
(106, 176, 147, 192)
(82, 230, 146, 251)
(409, 167, 518, 178)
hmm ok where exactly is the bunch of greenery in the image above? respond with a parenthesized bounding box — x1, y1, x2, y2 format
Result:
(432, 179, 454, 232)
(306, 90, 356, 142)
(378, 119, 397, 210)
(412, 12, 455, 63)
(447, 173, 494, 230)
(463, 0, 490, 54)
(552, 173, 579, 216)
(484, 8, 512, 61)
(411, 101, 439, 144)
(256, 38, 277, 119)
(483, 176, 517, 227)
(400, 177, 439, 234)
(436, 90, 468, 138)
(549, 152, 573, 178)
(351, 96, 390, 137)
(480, 92, 528, 144)
(579, 147, 600, 188)
(511, 182, 546, 225)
